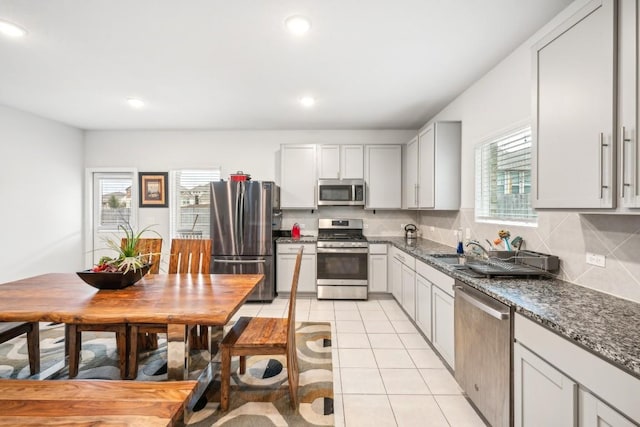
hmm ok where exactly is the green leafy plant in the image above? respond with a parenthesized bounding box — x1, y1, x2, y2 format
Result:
(93, 223, 160, 273)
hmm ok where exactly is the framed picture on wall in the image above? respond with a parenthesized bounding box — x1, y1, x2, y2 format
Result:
(139, 172, 168, 208)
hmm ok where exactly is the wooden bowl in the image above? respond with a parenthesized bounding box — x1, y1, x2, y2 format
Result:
(76, 264, 152, 290)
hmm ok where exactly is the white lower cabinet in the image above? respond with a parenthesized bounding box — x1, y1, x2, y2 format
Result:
(276, 243, 316, 293)
(401, 263, 416, 319)
(415, 273, 432, 341)
(416, 259, 455, 369)
(389, 249, 454, 369)
(514, 342, 577, 426)
(515, 314, 640, 425)
(579, 388, 636, 427)
(368, 244, 388, 293)
(431, 284, 455, 368)
(389, 247, 416, 317)
(390, 253, 402, 303)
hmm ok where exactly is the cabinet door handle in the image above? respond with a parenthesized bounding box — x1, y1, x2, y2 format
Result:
(634, 129, 639, 197)
(599, 133, 609, 199)
(621, 126, 633, 198)
(622, 126, 627, 198)
(414, 184, 418, 206)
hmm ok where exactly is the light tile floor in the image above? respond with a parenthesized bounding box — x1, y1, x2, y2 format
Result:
(232, 296, 487, 427)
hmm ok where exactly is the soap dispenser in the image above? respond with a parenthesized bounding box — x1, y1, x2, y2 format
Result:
(456, 228, 464, 256)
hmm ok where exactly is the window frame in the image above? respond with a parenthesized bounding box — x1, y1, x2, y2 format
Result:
(84, 167, 139, 267)
(169, 168, 221, 239)
(474, 125, 537, 227)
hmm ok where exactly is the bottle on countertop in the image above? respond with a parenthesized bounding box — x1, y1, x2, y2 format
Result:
(292, 223, 301, 240)
(456, 228, 464, 256)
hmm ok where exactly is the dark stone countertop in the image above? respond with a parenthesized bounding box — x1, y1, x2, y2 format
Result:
(276, 236, 317, 244)
(369, 236, 640, 380)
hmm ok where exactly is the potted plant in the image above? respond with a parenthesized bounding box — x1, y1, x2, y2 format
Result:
(78, 223, 161, 289)
(92, 223, 159, 273)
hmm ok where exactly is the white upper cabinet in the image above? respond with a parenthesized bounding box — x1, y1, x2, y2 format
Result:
(533, 0, 617, 209)
(405, 122, 461, 210)
(280, 144, 317, 209)
(405, 136, 419, 209)
(365, 145, 402, 209)
(317, 145, 364, 180)
(619, 0, 640, 208)
(318, 145, 340, 179)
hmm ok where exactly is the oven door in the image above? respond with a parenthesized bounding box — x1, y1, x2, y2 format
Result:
(316, 247, 368, 285)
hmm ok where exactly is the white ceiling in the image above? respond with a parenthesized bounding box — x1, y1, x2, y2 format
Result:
(0, 0, 573, 131)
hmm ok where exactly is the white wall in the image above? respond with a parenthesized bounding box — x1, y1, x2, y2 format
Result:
(417, 0, 640, 303)
(0, 104, 84, 283)
(84, 129, 416, 254)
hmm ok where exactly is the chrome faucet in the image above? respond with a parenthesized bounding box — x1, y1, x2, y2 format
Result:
(466, 240, 489, 258)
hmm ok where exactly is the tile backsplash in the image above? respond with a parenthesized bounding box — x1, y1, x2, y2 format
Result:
(282, 207, 640, 303)
(282, 207, 417, 237)
(418, 209, 640, 303)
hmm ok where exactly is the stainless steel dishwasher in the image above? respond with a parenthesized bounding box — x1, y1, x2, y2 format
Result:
(454, 280, 513, 427)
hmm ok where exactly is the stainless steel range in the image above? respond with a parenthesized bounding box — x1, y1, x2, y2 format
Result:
(316, 218, 368, 300)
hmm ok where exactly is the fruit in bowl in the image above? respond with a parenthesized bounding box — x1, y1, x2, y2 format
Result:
(77, 223, 160, 289)
(77, 264, 152, 289)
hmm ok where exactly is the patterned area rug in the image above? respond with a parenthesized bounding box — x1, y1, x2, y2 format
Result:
(0, 321, 334, 426)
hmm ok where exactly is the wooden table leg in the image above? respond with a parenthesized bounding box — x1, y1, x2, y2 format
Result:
(167, 324, 188, 381)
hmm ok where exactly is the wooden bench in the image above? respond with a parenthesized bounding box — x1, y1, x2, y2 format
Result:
(0, 379, 197, 426)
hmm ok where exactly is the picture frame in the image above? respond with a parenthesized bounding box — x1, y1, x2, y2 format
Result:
(139, 172, 168, 208)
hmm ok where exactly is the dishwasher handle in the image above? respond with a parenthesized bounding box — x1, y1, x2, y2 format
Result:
(455, 285, 510, 320)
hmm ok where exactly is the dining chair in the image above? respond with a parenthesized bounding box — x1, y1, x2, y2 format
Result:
(127, 238, 212, 379)
(219, 246, 303, 411)
(0, 322, 40, 375)
(67, 238, 162, 379)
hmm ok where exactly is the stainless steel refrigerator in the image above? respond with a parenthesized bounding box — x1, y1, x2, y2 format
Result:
(210, 180, 280, 302)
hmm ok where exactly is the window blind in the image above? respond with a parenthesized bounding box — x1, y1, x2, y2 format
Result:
(475, 127, 537, 224)
(170, 169, 220, 238)
(96, 174, 133, 230)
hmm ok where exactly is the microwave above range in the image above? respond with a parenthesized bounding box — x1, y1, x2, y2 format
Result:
(317, 179, 365, 206)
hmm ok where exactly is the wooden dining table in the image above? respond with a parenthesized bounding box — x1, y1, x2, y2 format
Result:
(0, 272, 263, 403)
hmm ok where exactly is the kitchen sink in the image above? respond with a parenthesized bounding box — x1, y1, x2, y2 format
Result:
(429, 254, 464, 265)
(430, 254, 547, 279)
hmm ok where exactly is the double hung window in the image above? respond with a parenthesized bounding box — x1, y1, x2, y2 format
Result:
(170, 169, 220, 238)
(475, 126, 537, 225)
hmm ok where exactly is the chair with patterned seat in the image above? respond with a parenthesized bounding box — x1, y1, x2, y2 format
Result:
(219, 246, 303, 411)
(0, 322, 40, 375)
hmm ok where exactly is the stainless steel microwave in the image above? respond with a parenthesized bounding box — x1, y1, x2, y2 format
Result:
(317, 179, 365, 206)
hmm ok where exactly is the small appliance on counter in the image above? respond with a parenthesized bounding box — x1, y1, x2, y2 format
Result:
(404, 224, 418, 243)
(291, 223, 301, 240)
(229, 171, 251, 181)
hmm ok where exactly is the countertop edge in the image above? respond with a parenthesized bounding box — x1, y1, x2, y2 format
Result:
(372, 236, 640, 379)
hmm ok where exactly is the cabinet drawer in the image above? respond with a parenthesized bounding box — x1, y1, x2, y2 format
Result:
(369, 243, 388, 254)
(277, 243, 316, 255)
(392, 248, 415, 270)
(416, 259, 454, 297)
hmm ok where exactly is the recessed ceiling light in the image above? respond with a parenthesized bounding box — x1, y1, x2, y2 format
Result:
(285, 15, 311, 36)
(0, 20, 27, 38)
(299, 96, 315, 108)
(127, 98, 145, 109)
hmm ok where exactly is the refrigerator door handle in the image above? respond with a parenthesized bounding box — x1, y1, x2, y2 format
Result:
(238, 181, 246, 249)
(213, 259, 266, 264)
(234, 182, 242, 250)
